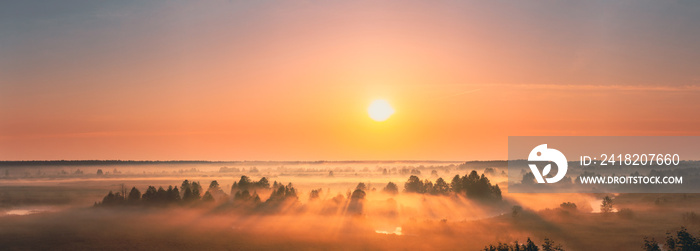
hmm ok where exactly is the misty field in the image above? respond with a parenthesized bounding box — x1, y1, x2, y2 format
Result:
(1, 161, 699, 250)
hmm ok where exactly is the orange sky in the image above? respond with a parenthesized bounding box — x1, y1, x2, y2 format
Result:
(1, 1, 700, 160)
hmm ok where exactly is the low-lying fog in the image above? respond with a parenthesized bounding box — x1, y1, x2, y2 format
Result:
(1, 161, 699, 250)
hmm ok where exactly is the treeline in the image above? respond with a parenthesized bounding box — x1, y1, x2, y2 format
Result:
(96, 176, 298, 207)
(98, 180, 208, 206)
(483, 237, 562, 251)
(402, 170, 502, 201)
(98, 170, 501, 208)
(483, 227, 700, 251)
(643, 227, 699, 251)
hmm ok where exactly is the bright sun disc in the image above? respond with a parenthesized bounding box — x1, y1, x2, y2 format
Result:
(368, 99, 395, 122)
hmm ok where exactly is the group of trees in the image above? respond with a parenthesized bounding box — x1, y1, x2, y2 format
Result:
(97, 176, 305, 209)
(99, 170, 503, 209)
(97, 179, 233, 206)
(98, 180, 213, 206)
(230, 175, 270, 192)
(404, 176, 451, 195)
(644, 227, 699, 251)
(266, 182, 298, 203)
(382, 182, 399, 195)
(402, 170, 502, 201)
(483, 237, 563, 251)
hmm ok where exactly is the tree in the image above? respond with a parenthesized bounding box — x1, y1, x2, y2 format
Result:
(404, 175, 424, 193)
(601, 196, 614, 213)
(209, 180, 220, 190)
(383, 182, 399, 195)
(449, 171, 502, 201)
(348, 189, 366, 214)
(309, 189, 321, 200)
(181, 180, 190, 194)
(266, 183, 298, 203)
(191, 181, 202, 200)
(156, 187, 167, 202)
(484, 238, 543, 251)
(128, 187, 141, 202)
(237, 176, 252, 190)
(541, 237, 564, 251)
(207, 180, 227, 201)
(643, 237, 661, 251)
(142, 186, 157, 202)
(356, 182, 367, 191)
(560, 202, 577, 211)
(451, 175, 463, 193)
(202, 191, 214, 202)
(351, 189, 366, 200)
(665, 226, 699, 251)
(257, 177, 270, 189)
(167, 186, 181, 202)
(423, 179, 434, 194)
(183, 187, 194, 202)
(96, 169, 103, 175)
(524, 238, 539, 251)
(433, 177, 450, 195)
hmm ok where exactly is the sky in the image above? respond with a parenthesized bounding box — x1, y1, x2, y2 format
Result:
(1, 0, 700, 161)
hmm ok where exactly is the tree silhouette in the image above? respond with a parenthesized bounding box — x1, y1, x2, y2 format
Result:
(560, 202, 577, 212)
(183, 187, 194, 202)
(355, 182, 367, 191)
(257, 177, 270, 188)
(483, 237, 543, 251)
(167, 186, 181, 202)
(237, 176, 253, 190)
(404, 175, 424, 193)
(643, 237, 661, 251)
(309, 189, 321, 200)
(382, 182, 399, 195)
(601, 196, 614, 213)
(542, 237, 564, 251)
(209, 180, 220, 190)
(181, 180, 191, 196)
(347, 189, 366, 214)
(191, 181, 202, 200)
(100, 191, 126, 206)
(96, 169, 103, 175)
(128, 187, 141, 203)
(451, 175, 463, 193)
(142, 186, 157, 202)
(665, 226, 699, 251)
(433, 177, 450, 195)
(207, 180, 227, 201)
(524, 238, 539, 251)
(202, 191, 214, 202)
(423, 179, 434, 194)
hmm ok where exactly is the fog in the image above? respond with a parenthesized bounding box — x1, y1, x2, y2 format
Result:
(1, 161, 699, 250)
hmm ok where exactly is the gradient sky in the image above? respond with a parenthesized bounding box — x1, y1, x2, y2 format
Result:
(1, 1, 700, 161)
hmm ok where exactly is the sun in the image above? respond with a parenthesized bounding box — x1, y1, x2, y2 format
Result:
(368, 99, 395, 122)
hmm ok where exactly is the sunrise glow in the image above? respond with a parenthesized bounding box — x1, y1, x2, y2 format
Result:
(368, 99, 395, 122)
